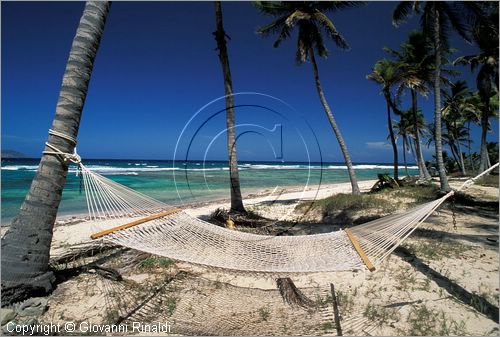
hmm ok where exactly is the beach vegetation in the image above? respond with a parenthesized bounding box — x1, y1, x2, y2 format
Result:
(320, 321, 333, 333)
(336, 289, 355, 316)
(363, 303, 400, 327)
(300, 193, 394, 214)
(398, 305, 468, 335)
(104, 309, 120, 324)
(403, 237, 473, 262)
(138, 256, 175, 270)
(159, 297, 177, 317)
(255, 1, 364, 195)
(475, 173, 499, 187)
(258, 306, 271, 322)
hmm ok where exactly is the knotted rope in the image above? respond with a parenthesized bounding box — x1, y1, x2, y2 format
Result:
(42, 129, 81, 164)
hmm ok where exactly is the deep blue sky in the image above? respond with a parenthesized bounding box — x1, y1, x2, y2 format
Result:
(2, 1, 498, 163)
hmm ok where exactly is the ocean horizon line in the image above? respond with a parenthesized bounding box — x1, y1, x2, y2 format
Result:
(2, 157, 418, 167)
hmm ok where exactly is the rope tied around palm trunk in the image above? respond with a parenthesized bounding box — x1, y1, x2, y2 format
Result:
(42, 129, 81, 165)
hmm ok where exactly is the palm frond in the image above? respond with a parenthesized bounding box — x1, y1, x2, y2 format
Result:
(285, 10, 309, 28)
(253, 1, 289, 16)
(296, 26, 310, 64)
(256, 15, 288, 36)
(311, 23, 329, 58)
(273, 23, 291, 48)
(313, 11, 349, 50)
(392, 1, 414, 26)
(442, 2, 472, 43)
(316, 1, 366, 13)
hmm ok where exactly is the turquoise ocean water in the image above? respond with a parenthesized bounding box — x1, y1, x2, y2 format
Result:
(1, 158, 418, 225)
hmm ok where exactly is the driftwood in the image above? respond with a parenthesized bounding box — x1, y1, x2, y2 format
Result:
(276, 278, 315, 308)
(50, 242, 120, 266)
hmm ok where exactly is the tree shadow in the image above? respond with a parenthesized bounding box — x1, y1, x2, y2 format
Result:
(395, 246, 499, 323)
(452, 193, 499, 220)
(410, 227, 498, 250)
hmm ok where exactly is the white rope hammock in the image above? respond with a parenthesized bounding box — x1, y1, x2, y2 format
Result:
(43, 134, 498, 274)
(71, 162, 498, 274)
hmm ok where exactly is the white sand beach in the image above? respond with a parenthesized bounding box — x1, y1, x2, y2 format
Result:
(34, 177, 500, 336)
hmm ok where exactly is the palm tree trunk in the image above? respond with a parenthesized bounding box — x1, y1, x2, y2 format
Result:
(384, 91, 398, 180)
(403, 136, 409, 176)
(411, 89, 431, 180)
(479, 104, 491, 172)
(409, 137, 417, 163)
(417, 138, 429, 177)
(467, 121, 474, 171)
(456, 138, 466, 176)
(433, 8, 451, 192)
(309, 49, 360, 195)
(1, 1, 110, 305)
(448, 140, 461, 171)
(452, 120, 466, 176)
(445, 125, 460, 170)
(214, 1, 246, 213)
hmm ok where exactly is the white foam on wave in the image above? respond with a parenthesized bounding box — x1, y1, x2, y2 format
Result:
(1, 163, 420, 174)
(1, 165, 39, 171)
(327, 164, 419, 170)
(239, 164, 310, 170)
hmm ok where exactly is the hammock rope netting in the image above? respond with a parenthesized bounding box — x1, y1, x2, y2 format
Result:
(69, 159, 498, 274)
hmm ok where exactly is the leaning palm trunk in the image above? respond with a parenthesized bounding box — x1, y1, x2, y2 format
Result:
(409, 137, 419, 170)
(448, 140, 462, 174)
(432, 8, 451, 192)
(467, 121, 475, 171)
(453, 120, 466, 175)
(411, 89, 431, 180)
(384, 92, 399, 180)
(479, 104, 492, 172)
(456, 139, 466, 176)
(214, 1, 246, 213)
(402, 135, 409, 176)
(309, 50, 360, 195)
(1, 1, 110, 305)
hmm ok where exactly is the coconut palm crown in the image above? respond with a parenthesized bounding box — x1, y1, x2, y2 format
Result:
(391, 1, 481, 192)
(255, 1, 360, 63)
(367, 58, 402, 180)
(255, 1, 364, 195)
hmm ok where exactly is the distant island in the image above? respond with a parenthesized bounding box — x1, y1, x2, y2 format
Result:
(1, 150, 27, 158)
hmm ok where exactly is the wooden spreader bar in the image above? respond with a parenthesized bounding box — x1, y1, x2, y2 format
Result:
(90, 209, 182, 240)
(344, 228, 376, 272)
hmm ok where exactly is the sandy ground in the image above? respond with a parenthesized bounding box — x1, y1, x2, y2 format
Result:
(31, 178, 500, 335)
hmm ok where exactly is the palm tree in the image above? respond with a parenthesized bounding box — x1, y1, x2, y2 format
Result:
(367, 59, 401, 180)
(394, 110, 415, 176)
(462, 93, 481, 170)
(393, 1, 476, 192)
(442, 80, 474, 175)
(255, 1, 362, 195)
(385, 31, 433, 180)
(1, 1, 110, 305)
(214, 1, 246, 213)
(455, 3, 499, 171)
